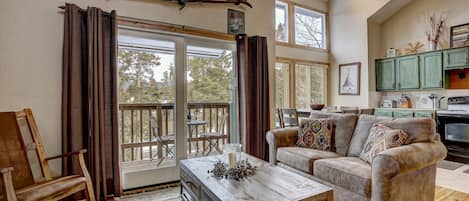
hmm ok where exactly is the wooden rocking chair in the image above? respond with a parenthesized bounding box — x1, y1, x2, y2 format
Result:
(0, 108, 95, 201)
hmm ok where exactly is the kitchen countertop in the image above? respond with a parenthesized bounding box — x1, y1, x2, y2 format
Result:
(375, 108, 438, 111)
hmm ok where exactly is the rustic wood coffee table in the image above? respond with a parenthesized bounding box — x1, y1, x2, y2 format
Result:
(180, 153, 333, 201)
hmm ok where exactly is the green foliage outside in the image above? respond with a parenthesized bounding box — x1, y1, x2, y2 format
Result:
(118, 49, 233, 104)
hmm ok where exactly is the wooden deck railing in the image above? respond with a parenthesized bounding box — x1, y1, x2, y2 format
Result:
(119, 102, 230, 162)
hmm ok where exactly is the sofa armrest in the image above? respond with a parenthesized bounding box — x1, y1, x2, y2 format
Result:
(266, 127, 299, 164)
(371, 140, 447, 201)
(373, 141, 447, 175)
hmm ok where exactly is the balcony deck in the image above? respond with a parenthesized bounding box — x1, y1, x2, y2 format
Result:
(119, 102, 230, 172)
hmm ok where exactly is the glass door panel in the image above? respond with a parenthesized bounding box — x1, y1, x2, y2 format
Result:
(118, 29, 182, 189)
(185, 42, 236, 158)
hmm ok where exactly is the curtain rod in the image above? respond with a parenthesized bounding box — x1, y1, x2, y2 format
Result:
(58, 5, 113, 16)
(58, 5, 236, 41)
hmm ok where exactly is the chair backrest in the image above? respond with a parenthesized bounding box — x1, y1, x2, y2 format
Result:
(275, 108, 282, 128)
(216, 114, 228, 134)
(279, 108, 299, 128)
(150, 104, 163, 141)
(360, 108, 375, 115)
(341, 106, 359, 114)
(0, 108, 51, 190)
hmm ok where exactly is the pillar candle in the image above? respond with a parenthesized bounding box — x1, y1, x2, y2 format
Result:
(228, 152, 237, 168)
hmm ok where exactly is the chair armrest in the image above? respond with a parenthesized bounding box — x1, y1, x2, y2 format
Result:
(0, 167, 17, 201)
(45, 149, 87, 161)
(266, 127, 299, 164)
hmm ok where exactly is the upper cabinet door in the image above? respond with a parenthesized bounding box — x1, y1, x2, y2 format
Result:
(376, 59, 396, 91)
(444, 47, 468, 69)
(420, 52, 443, 89)
(397, 55, 420, 90)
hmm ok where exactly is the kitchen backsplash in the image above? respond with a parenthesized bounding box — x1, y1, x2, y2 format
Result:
(380, 89, 469, 109)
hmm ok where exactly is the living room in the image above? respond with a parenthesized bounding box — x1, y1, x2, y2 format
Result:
(0, 0, 468, 200)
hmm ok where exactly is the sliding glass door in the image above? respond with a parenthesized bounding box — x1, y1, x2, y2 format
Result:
(117, 28, 237, 189)
(185, 40, 236, 158)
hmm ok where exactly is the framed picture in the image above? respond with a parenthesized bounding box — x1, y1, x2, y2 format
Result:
(339, 62, 361, 95)
(450, 23, 469, 48)
(227, 9, 245, 35)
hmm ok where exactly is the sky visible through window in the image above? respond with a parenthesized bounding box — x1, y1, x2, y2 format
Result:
(275, 1, 288, 42)
(295, 6, 325, 48)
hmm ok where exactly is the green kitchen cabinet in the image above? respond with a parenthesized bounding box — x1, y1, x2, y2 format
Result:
(414, 111, 434, 118)
(396, 55, 420, 90)
(443, 47, 468, 69)
(376, 59, 396, 91)
(393, 110, 414, 118)
(374, 109, 393, 117)
(420, 52, 443, 89)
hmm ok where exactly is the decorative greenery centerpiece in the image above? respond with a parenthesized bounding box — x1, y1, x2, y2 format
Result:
(208, 159, 257, 180)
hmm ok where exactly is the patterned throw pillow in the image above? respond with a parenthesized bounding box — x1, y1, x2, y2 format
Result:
(360, 124, 408, 164)
(297, 118, 334, 151)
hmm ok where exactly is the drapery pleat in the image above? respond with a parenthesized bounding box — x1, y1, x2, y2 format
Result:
(62, 3, 121, 200)
(236, 35, 270, 161)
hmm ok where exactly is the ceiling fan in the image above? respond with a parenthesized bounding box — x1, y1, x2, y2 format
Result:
(171, 0, 253, 9)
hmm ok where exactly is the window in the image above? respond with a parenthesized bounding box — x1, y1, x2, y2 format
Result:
(275, 1, 327, 49)
(294, 6, 326, 48)
(275, 1, 289, 43)
(295, 63, 326, 109)
(274, 59, 327, 110)
(274, 62, 290, 108)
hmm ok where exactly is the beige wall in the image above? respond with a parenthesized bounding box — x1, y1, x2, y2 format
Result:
(381, 0, 469, 54)
(0, 0, 275, 181)
(328, 0, 390, 107)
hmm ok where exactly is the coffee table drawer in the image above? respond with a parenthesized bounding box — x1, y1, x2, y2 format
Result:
(181, 169, 201, 199)
(200, 187, 215, 201)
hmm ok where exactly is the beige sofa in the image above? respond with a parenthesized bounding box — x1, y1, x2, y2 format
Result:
(266, 112, 447, 201)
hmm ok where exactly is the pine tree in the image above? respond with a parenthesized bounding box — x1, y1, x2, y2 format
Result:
(118, 49, 162, 103)
(187, 51, 233, 103)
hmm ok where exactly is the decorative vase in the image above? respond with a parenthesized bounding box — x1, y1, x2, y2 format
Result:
(428, 42, 437, 51)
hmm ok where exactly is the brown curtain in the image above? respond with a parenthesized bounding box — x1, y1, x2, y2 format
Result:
(62, 3, 121, 200)
(236, 35, 270, 161)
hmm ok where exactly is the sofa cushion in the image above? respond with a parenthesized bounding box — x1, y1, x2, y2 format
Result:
(277, 147, 341, 173)
(309, 111, 359, 155)
(297, 118, 334, 151)
(313, 157, 372, 197)
(359, 124, 408, 164)
(380, 117, 436, 144)
(348, 115, 392, 157)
